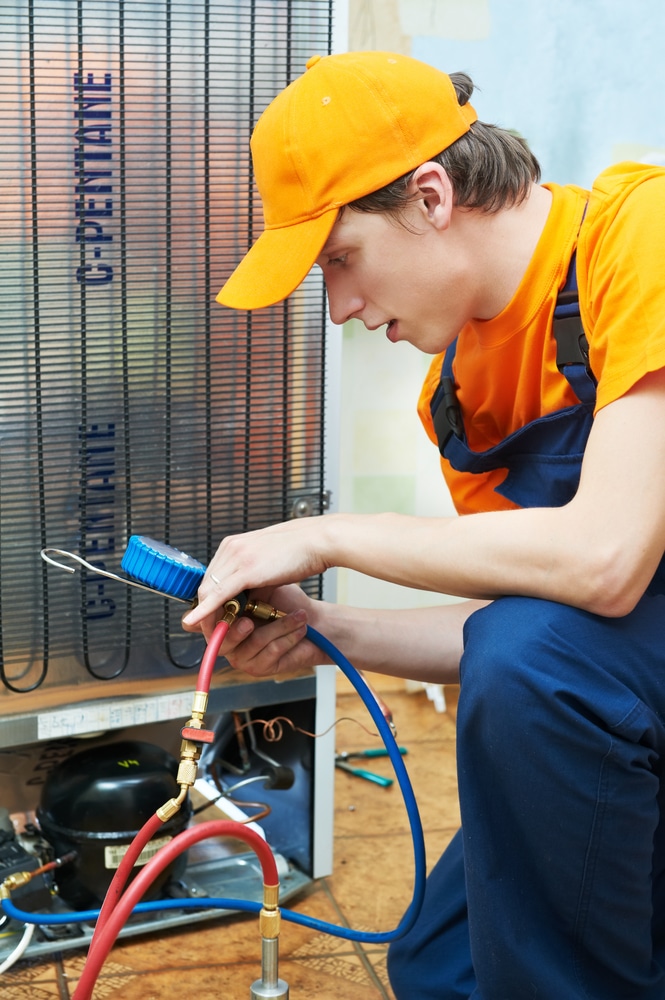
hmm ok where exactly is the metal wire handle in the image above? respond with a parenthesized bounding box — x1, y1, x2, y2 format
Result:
(40, 548, 191, 604)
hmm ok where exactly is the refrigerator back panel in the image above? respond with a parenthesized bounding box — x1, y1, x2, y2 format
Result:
(0, 1, 332, 700)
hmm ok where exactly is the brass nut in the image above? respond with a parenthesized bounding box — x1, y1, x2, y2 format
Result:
(263, 883, 280, 908)
(259, 907, 281, 939)
(157, 798, 180, 822)
(191, 692, 208, 715)
(176, 759, 198, 785)
(2, 871, 31, 892)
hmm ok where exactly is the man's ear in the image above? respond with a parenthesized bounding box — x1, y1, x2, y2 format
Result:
(409, 162, 454, 231)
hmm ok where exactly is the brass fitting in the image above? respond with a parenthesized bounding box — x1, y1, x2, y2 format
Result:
(190, 691, 209, 717)
(156, 798, 179, 823)
(175, 756, 199, 787)
(173, 694, 210, 787)
(259, 882, 281, 939)
(259, 907, 281, 939)
(245, 600, 285, 622)
(263, 883, 280, 909)
(158, 697, 211, 823)
(1, 871, 32, 894)
(157, 785, 189, 822)
(222, 597, 243, 625)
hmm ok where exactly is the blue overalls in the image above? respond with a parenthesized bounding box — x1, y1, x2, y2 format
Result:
(387, 261, 665, 999)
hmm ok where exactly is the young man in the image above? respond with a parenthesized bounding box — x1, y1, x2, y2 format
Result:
(183, 51, 665, 999)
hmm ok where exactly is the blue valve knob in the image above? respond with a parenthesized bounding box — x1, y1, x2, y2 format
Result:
(120, 535, 206, 601)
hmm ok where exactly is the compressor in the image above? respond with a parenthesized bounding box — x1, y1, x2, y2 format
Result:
(36, 739, 191, 909)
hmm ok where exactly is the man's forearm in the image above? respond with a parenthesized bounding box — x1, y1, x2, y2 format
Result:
(312, 598, 487, 684)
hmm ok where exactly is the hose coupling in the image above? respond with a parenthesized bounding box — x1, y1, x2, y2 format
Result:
(190, 691, 209, 717)
(259, 883, 281, 938)
(157, 785, 189, 822)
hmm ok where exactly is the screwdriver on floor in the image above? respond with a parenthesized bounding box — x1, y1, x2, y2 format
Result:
(334, 747, 408, 787)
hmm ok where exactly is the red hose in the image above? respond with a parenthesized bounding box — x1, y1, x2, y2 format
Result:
(77, 618, 235, 995)
(73, 820, 278, 1000)
(88, 811, 163, 952)
(88, 620, 230, 937)
(196, 618, 229, 694)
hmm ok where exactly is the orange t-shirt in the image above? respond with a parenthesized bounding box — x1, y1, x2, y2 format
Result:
(418, 162, 665, 514)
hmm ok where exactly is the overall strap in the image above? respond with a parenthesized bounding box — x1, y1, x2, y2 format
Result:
(430, 338, 462, 450)
(553, 251, 597, 406)
(430, 249, 597, 453)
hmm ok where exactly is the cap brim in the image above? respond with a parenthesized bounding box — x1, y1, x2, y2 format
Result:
(216, 207, 339, 311)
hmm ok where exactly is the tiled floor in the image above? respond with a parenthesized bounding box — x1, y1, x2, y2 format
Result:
(3, 675, 460, 1000)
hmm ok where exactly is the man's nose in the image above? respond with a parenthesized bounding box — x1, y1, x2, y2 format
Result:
(325, 284, 364, 326)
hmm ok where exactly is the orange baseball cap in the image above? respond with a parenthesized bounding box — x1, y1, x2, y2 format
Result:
(217, 51, 477, 311)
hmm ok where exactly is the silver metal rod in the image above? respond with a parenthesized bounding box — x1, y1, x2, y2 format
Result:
(262, 936, 279, 989)
(40, 547, 190, 604)
(249, 937, 289, 998)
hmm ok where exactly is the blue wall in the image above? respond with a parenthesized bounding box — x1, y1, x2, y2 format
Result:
(412, 0, 665, 187)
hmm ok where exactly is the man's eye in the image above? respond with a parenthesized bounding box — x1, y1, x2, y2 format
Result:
(328, 254, 347, 266)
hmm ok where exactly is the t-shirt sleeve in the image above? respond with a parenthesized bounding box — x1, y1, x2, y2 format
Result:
(581, 170, 665, 413)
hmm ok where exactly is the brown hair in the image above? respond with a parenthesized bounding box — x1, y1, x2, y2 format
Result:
(349, 72, 541, 216)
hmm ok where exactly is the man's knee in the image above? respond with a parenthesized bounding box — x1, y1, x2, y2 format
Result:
(461, 597, 583, 704)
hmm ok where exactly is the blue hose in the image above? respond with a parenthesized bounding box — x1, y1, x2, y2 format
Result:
(302, 625, 427, 942)
(2, 626, 426, 944)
